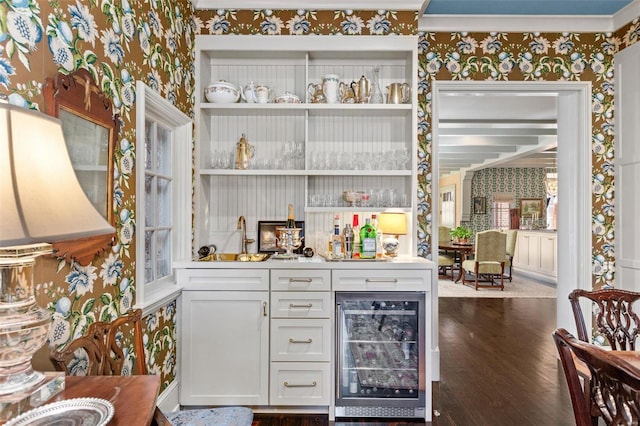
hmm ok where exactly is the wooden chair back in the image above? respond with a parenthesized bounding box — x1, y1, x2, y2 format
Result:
(50, 309, 147, 376)
(569, 288, 640, 350)
(553, 327, 640, 425)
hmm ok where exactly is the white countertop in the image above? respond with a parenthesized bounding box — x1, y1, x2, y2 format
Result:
(174, 255, 434, 270)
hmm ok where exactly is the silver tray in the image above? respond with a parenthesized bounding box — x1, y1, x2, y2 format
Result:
(6, 398, 114, 426)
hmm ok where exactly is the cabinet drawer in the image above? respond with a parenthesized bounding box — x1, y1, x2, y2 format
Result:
(178, 269, 269, 291)
(271, 319, 331, 362)
(269, 362, 330, 406)
(271, 292, 331, 318)
(271, 269, 330, 291)
(332, 269, 430, 292)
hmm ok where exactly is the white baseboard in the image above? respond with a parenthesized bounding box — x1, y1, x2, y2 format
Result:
(157, 380, 180, 413)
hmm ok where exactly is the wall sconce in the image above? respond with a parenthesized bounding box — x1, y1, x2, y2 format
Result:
(0, 103, 114, 419)
(377, 212, 407, 257)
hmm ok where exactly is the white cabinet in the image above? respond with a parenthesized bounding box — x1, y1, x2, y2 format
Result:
(193, 35, 418, 255)
(179, 269, 269, 406)
(269, 269, 331, 406)
(513, 231, 557, 281)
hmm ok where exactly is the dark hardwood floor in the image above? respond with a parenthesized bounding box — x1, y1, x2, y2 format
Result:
(253, 297, 574, 425)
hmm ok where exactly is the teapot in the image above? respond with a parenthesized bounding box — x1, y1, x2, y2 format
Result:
(351, 75, 371, 103)
(234, 133, 255, 170)
(386, 82, 411, 104)
(240, 82, 258, 103)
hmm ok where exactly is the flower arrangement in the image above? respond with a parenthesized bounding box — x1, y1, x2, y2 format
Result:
(450, 226, 473, 243)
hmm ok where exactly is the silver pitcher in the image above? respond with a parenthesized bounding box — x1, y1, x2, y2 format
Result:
(386, 82, 411, 104)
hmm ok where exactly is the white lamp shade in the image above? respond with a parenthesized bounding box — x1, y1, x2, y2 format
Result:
(377, 212, 407, 236)
(0, 103, 114, 246)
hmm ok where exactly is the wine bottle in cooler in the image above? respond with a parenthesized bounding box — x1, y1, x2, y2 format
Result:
(286, 203, 295, 228)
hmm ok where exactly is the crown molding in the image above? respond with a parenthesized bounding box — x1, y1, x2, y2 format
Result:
(191, 0, 425, 10)
(613, 0, 640, 30)
(419, 14, 615, 33)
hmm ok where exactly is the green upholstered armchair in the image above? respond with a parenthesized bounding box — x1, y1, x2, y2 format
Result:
(503, 229, 517, 281)
(461, 230, 506, 290)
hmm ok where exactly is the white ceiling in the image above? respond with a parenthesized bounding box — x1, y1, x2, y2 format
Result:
(437, 92, 558, 177)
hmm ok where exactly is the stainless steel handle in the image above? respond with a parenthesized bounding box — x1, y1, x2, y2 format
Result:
(289, 278, 313, 283)
(289, 338, 312, 344)
(263, 301, 267, 317)
(289, 303, 312, 308)
(284, 381, 317, 388)
(365, 278, 398, 283)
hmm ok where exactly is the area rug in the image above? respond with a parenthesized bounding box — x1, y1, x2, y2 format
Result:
(437, 274, 556, 298)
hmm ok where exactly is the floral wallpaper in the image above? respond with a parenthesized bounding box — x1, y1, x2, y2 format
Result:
(417, 20, 640, 289)
(470, 167, 547, 231)
(1, 0, 192, 391)
(1, 0, 638, 396)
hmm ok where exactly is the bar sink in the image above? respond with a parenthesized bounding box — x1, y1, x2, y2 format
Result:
(198, 253, 270, 262)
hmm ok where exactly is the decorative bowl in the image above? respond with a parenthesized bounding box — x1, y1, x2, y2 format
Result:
(205, 80, 240, 103)
(274, 92, 301, 104)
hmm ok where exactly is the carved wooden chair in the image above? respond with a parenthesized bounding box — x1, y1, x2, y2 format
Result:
(50, 309, 253, 426)
(568, 289, 640, 425)
(553, 328, 640, 426)
(461, 230, 505, 290)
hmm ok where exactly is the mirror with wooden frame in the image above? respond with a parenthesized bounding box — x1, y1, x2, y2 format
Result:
(43, 69, 119, 265)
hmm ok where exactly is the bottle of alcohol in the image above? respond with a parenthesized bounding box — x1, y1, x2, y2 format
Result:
(332, 215, 344, 259)
(286, 203, 295, 228)
(343, 223, 354, 259)
(352, 214, 360, 258)
(371, 214, 383, 259)
(359, 217, 377, 259)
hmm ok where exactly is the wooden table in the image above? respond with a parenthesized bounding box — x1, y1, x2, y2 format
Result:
(439, 242, 474, 282)
(50, 375, 161, 425)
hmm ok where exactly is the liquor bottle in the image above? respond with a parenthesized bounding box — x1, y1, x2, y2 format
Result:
(286, 203, 295, 228)
(371, 214, 383, 259)
(343, 223, 354, 259)
(332, 215, 344, 259)
(359, 217, 377, 259)
(352, 214, 360, 258)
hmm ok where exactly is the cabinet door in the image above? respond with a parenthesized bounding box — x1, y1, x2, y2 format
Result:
(180, 290, 269, 406)
(539, 235, 557, 274)
(528, 234, 541, 270)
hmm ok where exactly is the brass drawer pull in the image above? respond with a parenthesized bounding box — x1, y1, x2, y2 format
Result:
(263, 301, 267, 317)
(365, 278, 399, 283)
(289, 278, 313, 283)
(289, 303, 313, 308)
(289, 338, 312, 344)
(284, 381, 317, 388)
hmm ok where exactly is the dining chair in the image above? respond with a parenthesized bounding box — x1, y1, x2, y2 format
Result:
(438, 226, 456, 280)
(461, 230, 505, 290)
(50, 309, 253, 426)
(503, 229, 517, 281)
(553, 327, 640, 426)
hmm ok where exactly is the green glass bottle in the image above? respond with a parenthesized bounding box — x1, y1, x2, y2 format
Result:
(359, 217, 377, 259)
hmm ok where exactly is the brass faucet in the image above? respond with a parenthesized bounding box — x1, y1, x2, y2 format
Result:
(237, 216, 255, 254)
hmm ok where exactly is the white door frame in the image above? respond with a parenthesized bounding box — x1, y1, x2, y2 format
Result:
(431, 80, 592, 378)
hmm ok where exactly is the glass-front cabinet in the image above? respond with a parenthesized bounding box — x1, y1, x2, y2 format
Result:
(193, 35, 418, 256)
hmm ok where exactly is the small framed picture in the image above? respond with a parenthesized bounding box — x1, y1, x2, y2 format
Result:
(473, 197, 486, 214)
(258, 221, 305, 253)
(520, 198, 543, 218)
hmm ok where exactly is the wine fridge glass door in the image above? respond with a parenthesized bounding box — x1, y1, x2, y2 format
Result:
(335, 292, 426, 418)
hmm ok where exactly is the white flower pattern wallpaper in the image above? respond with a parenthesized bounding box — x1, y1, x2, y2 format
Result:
(0, 2, 638, 391)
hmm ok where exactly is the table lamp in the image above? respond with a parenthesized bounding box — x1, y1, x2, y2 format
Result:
(377, 212, 407, 257)
(0, 102, 115, 418)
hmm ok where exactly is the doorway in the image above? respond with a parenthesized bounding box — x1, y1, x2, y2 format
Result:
(430, 81, 592, 378)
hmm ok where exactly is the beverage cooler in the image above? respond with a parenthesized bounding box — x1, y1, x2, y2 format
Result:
(335, 292, 426, 419)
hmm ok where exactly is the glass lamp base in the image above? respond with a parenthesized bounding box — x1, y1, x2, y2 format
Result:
(0, 371, 65, 422)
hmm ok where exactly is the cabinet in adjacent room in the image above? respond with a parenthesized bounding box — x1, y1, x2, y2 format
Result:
(513, 231, 557, 282)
